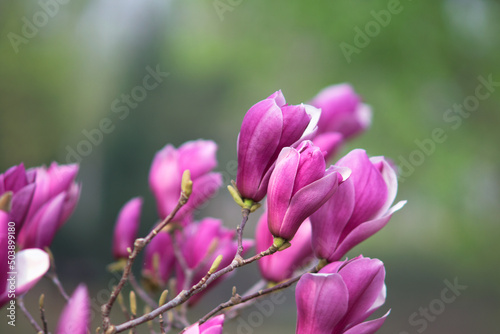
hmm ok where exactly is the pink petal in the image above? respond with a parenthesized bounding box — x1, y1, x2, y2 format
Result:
(56, 284, 90, 334)
(280, 166, 346, 240)
(178, 172, 222, 219)
(310, 178, 355, 260)
(312, 132, 344, 162)
(343, 310, 390, 334)
(330, 201, 406, 262)
(149, 144, 182, 219)
(0, 248, 50, 307)
(334, 258, 386, 329)
(337, 149, 388, 228)
(112, 197, 143, 259)
(296, 273, 349, 334)
(267, 148, 299, 237)
(236, 98, 284, 200)
(18, 193, 66, 249)
(178, 140, 218, 180)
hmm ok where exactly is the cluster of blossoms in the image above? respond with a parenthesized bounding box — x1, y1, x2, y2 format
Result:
(0, 83, 405, 334)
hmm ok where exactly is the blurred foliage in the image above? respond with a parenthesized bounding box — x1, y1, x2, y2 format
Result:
(1, 0, 499, 333)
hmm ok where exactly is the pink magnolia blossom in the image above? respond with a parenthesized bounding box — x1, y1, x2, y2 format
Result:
(296, 256, 389, 334)
(0, 162, 81, 250)
(236, 90, 320, 202)
(112, 197, 142, 259)
(310, 84, 372, 140)
(267, 141, 350, 241)
(310, 149, 406, 262)
(149, 140, 222, 221)
(176, 218, 253, 305)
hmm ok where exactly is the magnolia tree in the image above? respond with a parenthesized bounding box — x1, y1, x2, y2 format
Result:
(0, 84, 406, 334)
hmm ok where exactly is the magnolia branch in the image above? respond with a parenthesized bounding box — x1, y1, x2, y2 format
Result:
(101, 187, 190, 332)
(113, 241, 281, 333)
(197, 263, 320, 325)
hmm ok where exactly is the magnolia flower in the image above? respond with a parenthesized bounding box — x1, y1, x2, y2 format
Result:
(112, 197, 142, 259)
(236, 90, 320, 202)
(56, 284, 90, 334)
(310, 149, 406, 262)
(149, 140, 222, 221)
(310, 84, 372, 140)
(267, 141, 350, 241)
(0, 163, 80, 250)
(256, 212, 313, 283)
(185, 314, 224, 334)
(295, 256, 389, 334)
(175, 218, 253, 305)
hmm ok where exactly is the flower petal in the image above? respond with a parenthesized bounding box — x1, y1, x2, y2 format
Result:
(237, 98, 284, 200)
(330, 201, 406, 262)
(296, 273, 349, 334)
(178, 140, 218, 180)
(179, 172, 222, 219)
(267, 148, 299, 237)
(335, 258, 386, 329)
(343, 310, 390, 334)
(310, 178, 355, 260)
(56, 284, 90, 334)
(280, 166, 345, 240)
(15, 249, 50, 297)
(337, 149, 388, 227)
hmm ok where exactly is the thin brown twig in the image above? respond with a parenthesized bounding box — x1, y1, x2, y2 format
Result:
(101, 192, 188, 332)
(129, 272, 158, 309)
(197, 263, 320, 325)
(18, 296, 43, 333)
(39, 295, 48, 334)
(235, 205, 251, 261)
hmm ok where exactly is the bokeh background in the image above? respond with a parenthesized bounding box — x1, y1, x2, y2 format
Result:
(1, 0, 499, 333)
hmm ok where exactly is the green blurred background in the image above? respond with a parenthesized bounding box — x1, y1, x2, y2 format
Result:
(1, 0, 499, 333)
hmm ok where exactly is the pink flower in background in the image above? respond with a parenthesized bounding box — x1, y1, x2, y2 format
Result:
(56, 284, 90, 334)
(176, 218, 253, 305)
(256, 212, 313, 283)
(236, 90, 320, 202)
(149, 140, 222, 221)
(310, 83, 372, 140)
(185, 314, 224, 334)
(267, 141, 350, 241)
(0, 210, 50, 307)
(296, 256, 389, 334)
(312, 132, 344, 162)
(112, 197, 143, 259)
(6, 162, 81, 250)
(142, 230, 175, 288)
(310, 149, 406, 262)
